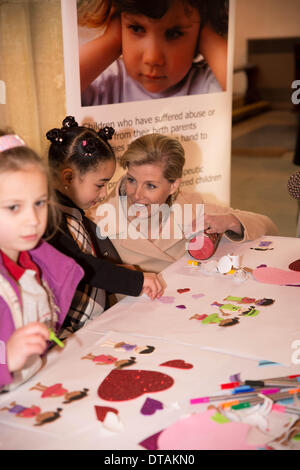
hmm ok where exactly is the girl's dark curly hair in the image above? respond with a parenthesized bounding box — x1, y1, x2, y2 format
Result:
(46, 116, 116, 176)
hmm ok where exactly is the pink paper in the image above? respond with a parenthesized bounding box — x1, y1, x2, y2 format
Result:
(157, 409, 258, 450)
(252, 267, 300, 286)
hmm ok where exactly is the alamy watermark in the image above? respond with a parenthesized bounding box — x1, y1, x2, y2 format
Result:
(292, 80, 300, 105)
(95, 200, 205, 243)
(291, 339, 300, 365)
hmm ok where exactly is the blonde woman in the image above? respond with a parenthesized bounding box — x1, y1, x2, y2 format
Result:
(89, 133, 278, 273)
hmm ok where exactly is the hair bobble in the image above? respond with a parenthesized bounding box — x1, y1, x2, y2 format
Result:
(46, 128, 64, 144)
(82, 137, 97, 157)
(98, 126, 115, 142)
(62, 116, 79, 129)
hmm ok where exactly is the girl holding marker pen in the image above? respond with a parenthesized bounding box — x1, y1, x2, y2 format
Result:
(0, 131, 83, 392)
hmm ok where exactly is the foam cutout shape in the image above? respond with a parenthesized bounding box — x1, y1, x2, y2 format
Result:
(95, 406, 118, 422)
(253, 266, 300, 286)
(140, 397, 163, 415)
(158, 296, 175, 304)
(139, 431, 163, 450)
(97, 369, 174, 401)
(160, 359, 193, 369)
(177, 288, 190, 294)
(289, 260, 300, 272)
(158, 409, 258, 450)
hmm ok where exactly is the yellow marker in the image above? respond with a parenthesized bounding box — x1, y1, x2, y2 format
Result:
(49, 328, 64, 348)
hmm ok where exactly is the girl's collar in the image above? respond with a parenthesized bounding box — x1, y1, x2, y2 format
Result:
(55, 190, 85, 216)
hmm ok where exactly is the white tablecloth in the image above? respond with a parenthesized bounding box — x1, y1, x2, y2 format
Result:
(0, 236, 299, 450)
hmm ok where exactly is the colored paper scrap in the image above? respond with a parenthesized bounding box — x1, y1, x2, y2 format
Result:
(157, 409, 259, 450)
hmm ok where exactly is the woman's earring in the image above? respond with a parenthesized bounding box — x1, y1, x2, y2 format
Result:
(64, 185, 69, 191)
(170, 190, 179, 205)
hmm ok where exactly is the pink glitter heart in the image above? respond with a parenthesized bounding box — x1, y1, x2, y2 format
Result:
(192, 294, 205, 299)
(176, 305, 187, 309)
(158, 296, 175, 304)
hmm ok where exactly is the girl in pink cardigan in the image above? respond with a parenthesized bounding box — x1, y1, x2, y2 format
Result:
(0, 132, 83, 391)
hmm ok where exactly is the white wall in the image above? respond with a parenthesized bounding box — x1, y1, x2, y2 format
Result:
(234, 0, 300, 66)
(233, 0, 300, 94)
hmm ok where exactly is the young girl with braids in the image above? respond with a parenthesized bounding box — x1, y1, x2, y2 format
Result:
(0, 131, 83, 391)
(46, 116, 163, 338)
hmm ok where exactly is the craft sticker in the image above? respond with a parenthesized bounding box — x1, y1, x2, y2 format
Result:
(177, 288, 190, 294)
(140, 397, 164, 415)
(189, 295, 275, 327)
(82, 353, 118, 364)
(189, 314, 208, 321)
(97, 369, 174, 402)
(34, 408, 63, 426)
(1, 401, 41, 418)
(82, 353, 137, 369)
(0, 401, 63, 427)
(99, 340, 155, 354)
(251, 240, 274, 251)
(30, 382, 89, 404)
(160, 359, 193, 369)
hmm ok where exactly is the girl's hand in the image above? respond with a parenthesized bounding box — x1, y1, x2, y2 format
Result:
(204, 213, 242, 235)
(6, 322, 49, 373)
(142, 273, 164, 300)
(79, 13, 122, 92)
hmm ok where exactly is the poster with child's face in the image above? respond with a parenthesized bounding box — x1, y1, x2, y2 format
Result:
(61, 0, 234, 204)
(78, 0, 228, 106)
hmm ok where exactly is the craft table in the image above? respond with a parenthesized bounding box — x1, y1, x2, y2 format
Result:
(0, 236, 300, 450)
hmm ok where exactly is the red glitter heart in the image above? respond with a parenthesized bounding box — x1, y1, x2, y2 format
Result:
(160, 359, 193, 370)
(177, 288, 190, 294)
(98, 369, 174, 402)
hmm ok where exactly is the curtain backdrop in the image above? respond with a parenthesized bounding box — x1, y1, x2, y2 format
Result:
(0, 0, 66, 158)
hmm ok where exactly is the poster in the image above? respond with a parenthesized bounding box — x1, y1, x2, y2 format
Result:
(61, 0, 235, 205)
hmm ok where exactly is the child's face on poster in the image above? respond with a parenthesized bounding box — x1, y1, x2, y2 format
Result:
(121, 2, 201, 94)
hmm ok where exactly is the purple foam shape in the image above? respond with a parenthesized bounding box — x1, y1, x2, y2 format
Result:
(192, 294, 205, 299)
(139, 430, 163, 450)
(259, 241, 272, 247)
(230, 373, 241, 383)
(141, 397, 164, 416)
(176, 305, 187, 309)
(158, 296, 175, 304)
